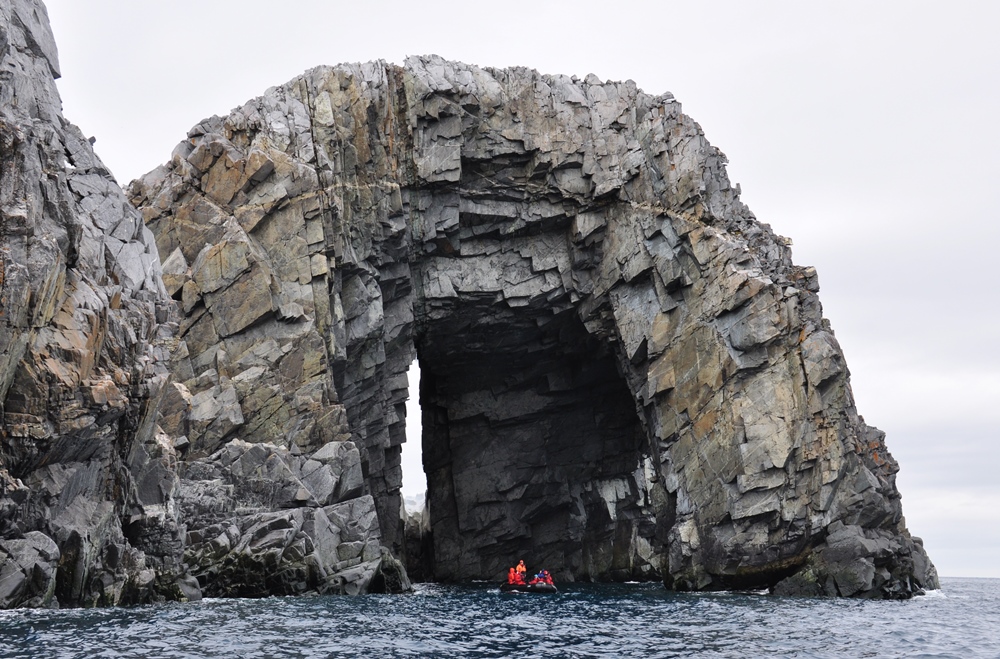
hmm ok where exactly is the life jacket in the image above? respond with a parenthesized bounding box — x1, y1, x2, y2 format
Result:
(508, 568, 517, 584)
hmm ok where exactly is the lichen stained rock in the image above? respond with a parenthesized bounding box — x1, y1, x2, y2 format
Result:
(1, 0, 406, 607)
(130, 54, 937, 599)
(0, 0, 193, 608)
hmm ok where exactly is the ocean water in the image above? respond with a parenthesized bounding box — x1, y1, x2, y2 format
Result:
(1, 577, 996, 658)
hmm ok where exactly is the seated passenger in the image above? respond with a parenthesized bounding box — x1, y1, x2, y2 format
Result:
(508, 567, 518, 585)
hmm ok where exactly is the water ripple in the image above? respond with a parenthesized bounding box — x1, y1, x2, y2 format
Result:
(0, 578, 997, 658)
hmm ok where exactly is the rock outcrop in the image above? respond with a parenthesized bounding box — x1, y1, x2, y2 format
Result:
(0, 0, 937, 607)
(0, 0, 192, 607)
(0, 0, 412, 607)
(177, 438, 401, 597)
(127, 55, 937, 599)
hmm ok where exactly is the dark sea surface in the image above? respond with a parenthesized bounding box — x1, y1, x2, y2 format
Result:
(1, 577, 997, 658)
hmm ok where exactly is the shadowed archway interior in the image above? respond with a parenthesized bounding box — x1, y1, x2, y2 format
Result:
(414, 290, 658, 582)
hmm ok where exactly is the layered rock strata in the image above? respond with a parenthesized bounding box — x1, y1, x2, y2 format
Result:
(0, 0, 937, 606)
(129, 55, 937, 598)
(0, 0, 407, 607)
(0, 0, 191, 607)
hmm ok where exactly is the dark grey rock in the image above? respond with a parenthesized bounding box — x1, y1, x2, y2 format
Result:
(0, 532, 59, 608)
(176, 439, 394, 596)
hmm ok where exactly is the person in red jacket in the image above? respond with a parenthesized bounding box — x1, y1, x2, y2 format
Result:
(508, 566, 525, 585)
(529, 570, 554, 585)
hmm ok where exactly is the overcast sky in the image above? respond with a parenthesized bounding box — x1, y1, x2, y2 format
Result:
(42, 0, 1000, 579)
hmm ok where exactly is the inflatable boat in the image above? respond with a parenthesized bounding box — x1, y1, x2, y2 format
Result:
(500, 581, 558, 594)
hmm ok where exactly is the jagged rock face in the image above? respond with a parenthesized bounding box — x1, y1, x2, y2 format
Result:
(128, 70, 412, 597)
(0, 0, 413, 607)
(131, 55, 938, 598)
(0, 0, 194, 608)
(176, 438, 401, 597)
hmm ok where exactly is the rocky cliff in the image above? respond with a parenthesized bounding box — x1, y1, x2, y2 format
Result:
(0, 0, 196, 607)
(0, 0, 410, 607)
(2, 0, 936, 606)
(128, 55, 936, 598)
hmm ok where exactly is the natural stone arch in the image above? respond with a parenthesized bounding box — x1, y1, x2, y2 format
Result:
(129, 55, 937, 597)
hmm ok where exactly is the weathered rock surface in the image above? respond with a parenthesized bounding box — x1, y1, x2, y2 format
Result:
(177, 438, 393, 597)
(0, 0, 412, 607)
(129, 54, 937, 598)
(0, 0, 937, 607)
(0, 0, 193, 607)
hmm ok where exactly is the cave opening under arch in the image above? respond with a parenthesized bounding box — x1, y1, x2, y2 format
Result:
(407, 292, 664, 583)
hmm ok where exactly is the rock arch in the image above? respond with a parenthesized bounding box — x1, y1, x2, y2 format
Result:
(128, 56, 937, 597)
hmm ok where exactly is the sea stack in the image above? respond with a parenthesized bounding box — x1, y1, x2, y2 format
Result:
(129, 55, 937, 597)
(1, 0, 936, 608)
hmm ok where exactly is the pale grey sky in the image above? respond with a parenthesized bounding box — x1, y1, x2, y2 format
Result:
(42, 0, 1000, 579)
